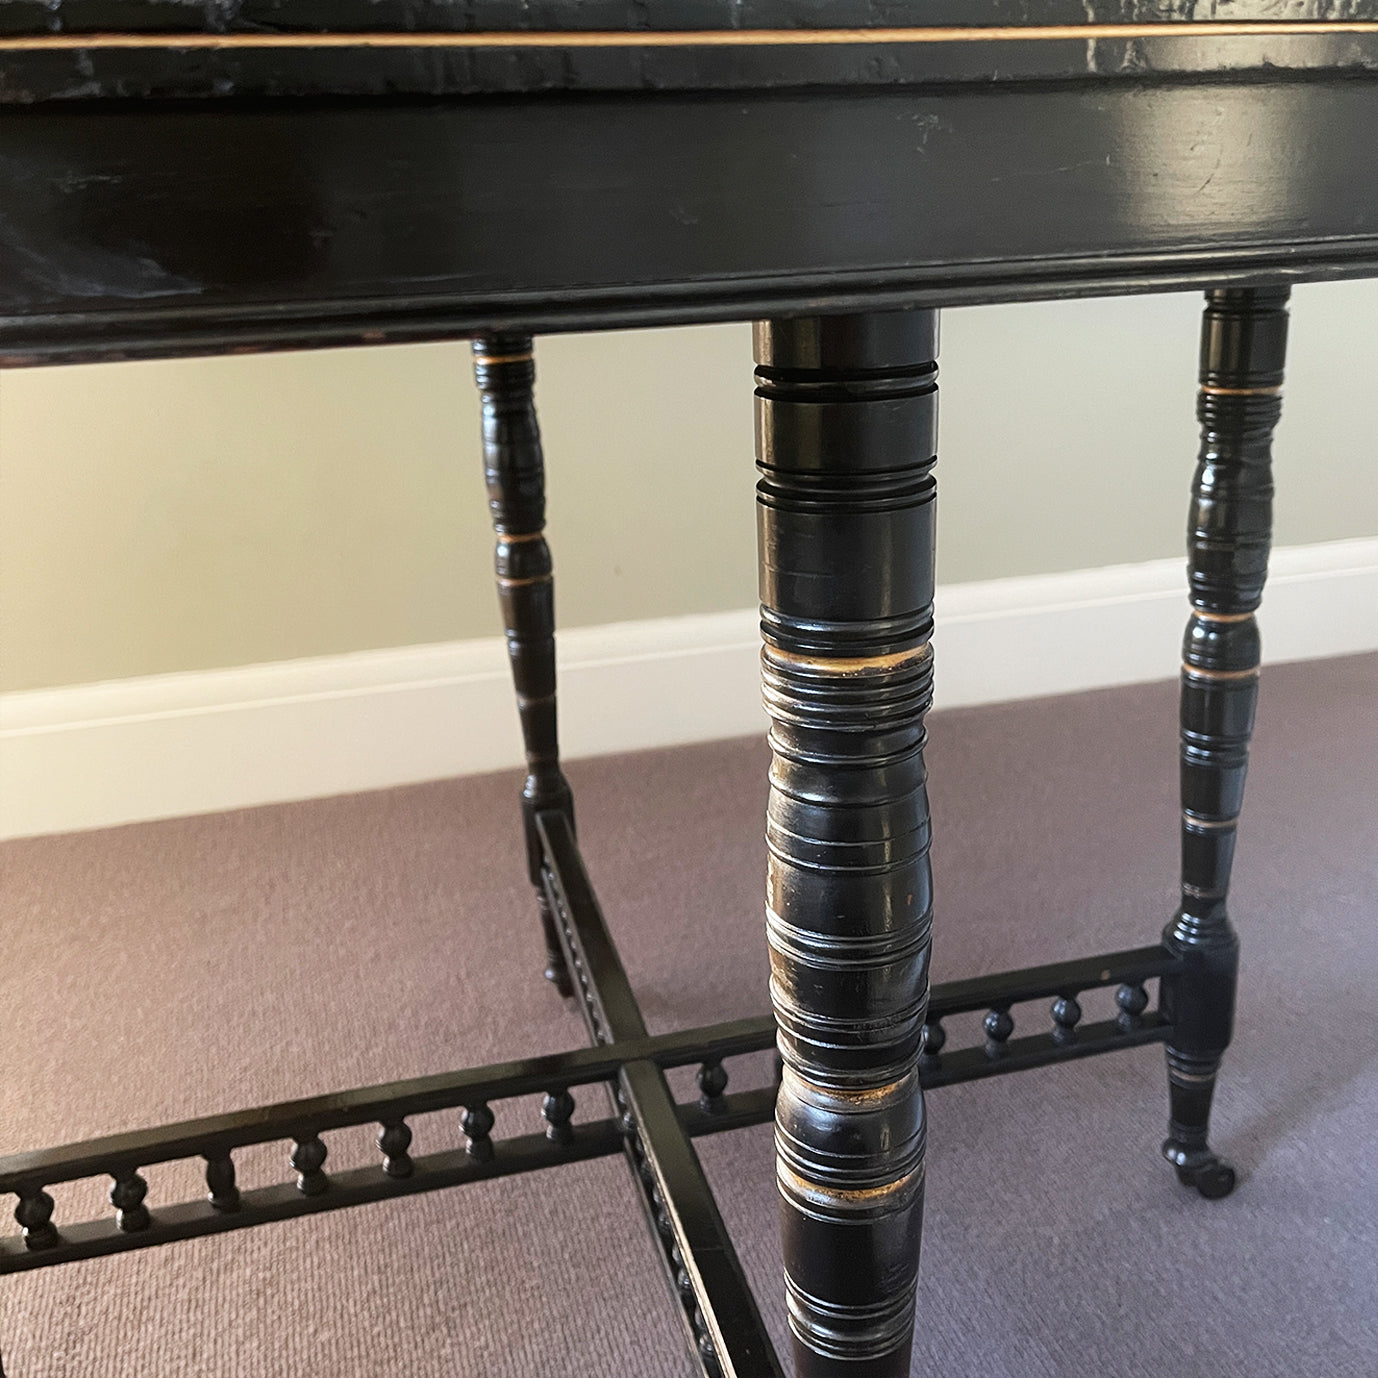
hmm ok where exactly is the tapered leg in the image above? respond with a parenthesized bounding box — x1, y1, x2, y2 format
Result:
(1161, 286, 1289, 1199)
(756, 313, 937, 1377)
(471, 335, 574, 997)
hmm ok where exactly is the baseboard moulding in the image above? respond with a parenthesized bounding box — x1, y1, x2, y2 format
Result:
(4, 537, 1375, 839)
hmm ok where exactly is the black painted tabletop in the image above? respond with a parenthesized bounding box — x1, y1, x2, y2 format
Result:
(2, 0, 1378, 100)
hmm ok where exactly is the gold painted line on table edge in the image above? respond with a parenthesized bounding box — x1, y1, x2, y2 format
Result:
(5, 23, 1378, 51)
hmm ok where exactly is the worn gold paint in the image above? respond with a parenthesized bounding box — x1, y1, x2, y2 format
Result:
(1199, 384, 1284, 396)
(1169, 1067, 1217, 1084)
(497, 574, 554, 588)
(1181, 662, 1260, 681)
(766, 642, 931, 675)
(497, 531, 547, 544)
(5, 24, 1378, 51)
(783, 1068, 910, 1109)
(1191, 609, 1254, 623)
(778, 1162, 921, 1208)
(1182, 881, 1224, 899)
(472, 352, 534, 365)
(1183, 813, 1239, 830)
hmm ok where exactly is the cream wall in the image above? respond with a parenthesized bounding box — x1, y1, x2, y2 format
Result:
(3, 281, 1377, 694)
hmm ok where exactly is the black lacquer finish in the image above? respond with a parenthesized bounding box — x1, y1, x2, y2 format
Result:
(0, 13, 1347, 1370)
(0, 940, 1176, 1274)
(537, 812, 786, 1378)
(755, 312, 938, 1378)
(5, 81, 1378, 364)
(1159, 286, 1288, 1201)
(472, 335, 575, 997)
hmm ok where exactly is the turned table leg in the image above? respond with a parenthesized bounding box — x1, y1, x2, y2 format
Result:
(755, 312, 937, 1377)
(1161, 286, 1289, 1199)
(471, 335, 575, 997)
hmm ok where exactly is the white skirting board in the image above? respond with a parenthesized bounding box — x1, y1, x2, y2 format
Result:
(3, 537, 1376, 840)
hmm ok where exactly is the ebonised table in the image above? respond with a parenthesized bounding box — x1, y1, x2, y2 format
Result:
(3, 6, 1376, 1375)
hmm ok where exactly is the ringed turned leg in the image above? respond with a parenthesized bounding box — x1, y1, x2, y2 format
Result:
(1161, 286, 1289, 1199)
(756, 312, 937, 1377)
(471, 335, 574, 997)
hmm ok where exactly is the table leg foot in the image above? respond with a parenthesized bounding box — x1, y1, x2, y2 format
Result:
(1160, 285, 1289, 1199)
(472, 335, 574, 999)
(1162, 1047, 1238, 1198)
(1166, 1150, 1238, 1201)
(755, 311, 939, 1377)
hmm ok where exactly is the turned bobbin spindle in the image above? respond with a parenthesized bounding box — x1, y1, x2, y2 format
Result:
(1116, 983, 1149, 1031)
(697, 1060, 729, 1112)
(984, 1007, 1015, 1055)
(110, 1169, 150, 1232)
(205, 1153, 240, 1211)
(1051, 995, 1082, 1044)
(462, 1103, 496, 1162)
(378, 1121, 414, 1179)
(542, 1090, 576, 1145)
(290, 1135, 329, 1197)
(15, 1188, 58, 1251)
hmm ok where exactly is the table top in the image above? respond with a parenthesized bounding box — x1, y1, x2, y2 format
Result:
(6, 0, 1378, 99)
(3, 2, 1378, 363)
